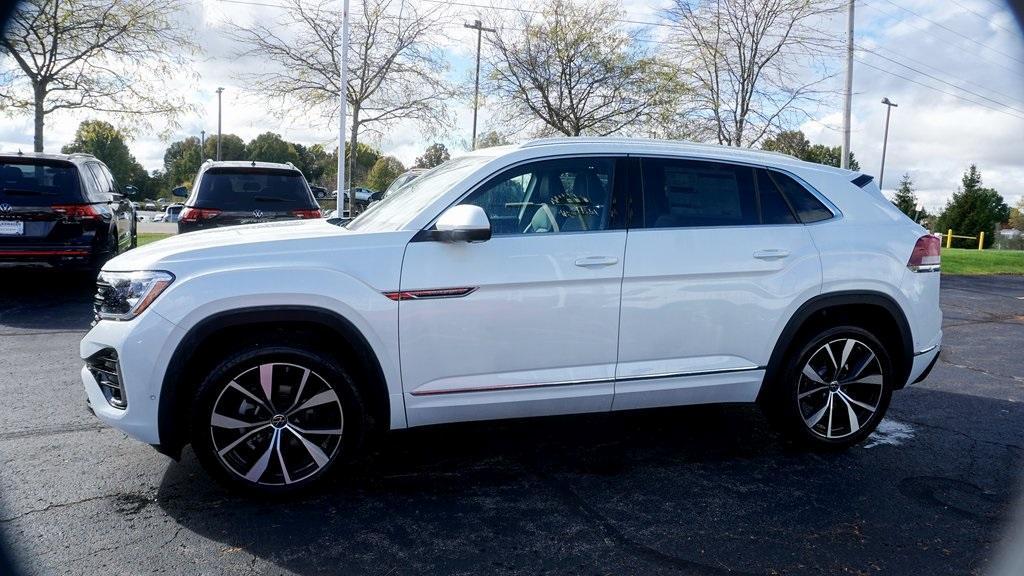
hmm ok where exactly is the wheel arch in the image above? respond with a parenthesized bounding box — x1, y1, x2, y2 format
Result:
(156, 305, 390, 459)
(758, 291, 914, 404)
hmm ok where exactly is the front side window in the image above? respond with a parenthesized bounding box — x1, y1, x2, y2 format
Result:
(641, 158, 757, 228)
(461, 157, 617, 236)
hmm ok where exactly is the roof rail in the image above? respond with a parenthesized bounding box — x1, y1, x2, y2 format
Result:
(518, 137, 799, 160)
(67, 152, 96, 158)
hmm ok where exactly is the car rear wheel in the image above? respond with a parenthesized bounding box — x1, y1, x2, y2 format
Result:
(765, 326, 893, 450)
(190, 342, 366, 494)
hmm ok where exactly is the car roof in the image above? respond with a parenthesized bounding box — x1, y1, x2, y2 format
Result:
(199, 160, 300, 171)
(463, 137, 860, 179)
(0, 151, 97, 165)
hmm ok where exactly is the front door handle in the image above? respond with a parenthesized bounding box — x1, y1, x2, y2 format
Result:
(575, 256, 619, 267)
(753, 249, 790, 260)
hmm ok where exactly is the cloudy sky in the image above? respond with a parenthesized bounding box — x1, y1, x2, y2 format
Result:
(1, 0, 1022, 212)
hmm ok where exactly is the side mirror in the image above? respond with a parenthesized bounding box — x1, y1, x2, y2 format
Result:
(369, 191, 384, 202)
(171, 186, 189, 198)
(124, 185, 139, 197)
(434, 204, 491, 242)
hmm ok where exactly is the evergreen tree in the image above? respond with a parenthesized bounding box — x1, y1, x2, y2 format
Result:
(936, 165, 1009, 248)
(891, 173, 919, 217)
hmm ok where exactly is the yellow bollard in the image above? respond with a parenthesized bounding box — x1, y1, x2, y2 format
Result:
(946, 229, 953, 249)
(978, 231, 984, 250)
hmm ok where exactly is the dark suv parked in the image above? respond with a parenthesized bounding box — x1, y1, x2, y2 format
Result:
(174, 161, 321, 233)
(0, 152, 136, 270)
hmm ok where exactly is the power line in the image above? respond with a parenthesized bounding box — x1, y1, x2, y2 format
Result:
(946, 0, 1018, 36)
(876, 0, 1024, 65)
(855, 57, 1024, 121)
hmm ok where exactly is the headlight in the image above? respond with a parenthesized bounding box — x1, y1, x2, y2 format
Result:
(95, 271, 175, 321)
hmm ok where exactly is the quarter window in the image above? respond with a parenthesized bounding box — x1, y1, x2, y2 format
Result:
(641, 158, 757, 228)
(461, 157, 616, 236)
(767, 170, 833, 223)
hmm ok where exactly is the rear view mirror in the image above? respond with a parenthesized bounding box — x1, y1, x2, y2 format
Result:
(434, 205, 491, 242)
(171, 186, 188, 198)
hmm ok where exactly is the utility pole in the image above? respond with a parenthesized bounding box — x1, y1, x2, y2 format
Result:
(464, 19, 495, 150)
(841, 0, 855, 169)
(339, 0, 351, 214)
(879, 97, 898, 189)
(216, 87, 224, 161)
(200, 130, 205, 152)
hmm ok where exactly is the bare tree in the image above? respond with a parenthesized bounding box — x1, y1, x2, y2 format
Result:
(227, 0, 453, 207)
(665, 0, 841, 147)
(0, 0, 196, 152)
(486, 0, 685, 138)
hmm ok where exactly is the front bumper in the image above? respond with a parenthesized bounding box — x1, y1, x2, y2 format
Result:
(80, 310, 183, 445)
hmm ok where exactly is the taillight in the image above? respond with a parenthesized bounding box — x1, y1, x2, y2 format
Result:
(908, 234, 941, 272)
(292, 209, 322, 219)
(179, 207, 221, 223)
(52, 204, 102, 221)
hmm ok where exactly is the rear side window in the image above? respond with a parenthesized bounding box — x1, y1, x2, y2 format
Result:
(756, 169, 798, 225)
(641, 158, 757, 228)
(0, 160, 82, 205)
(767, 170, 833, 223)
(195, 168, 315, 210)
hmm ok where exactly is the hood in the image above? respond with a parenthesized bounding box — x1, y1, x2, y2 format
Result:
(105, 219, 407, 272)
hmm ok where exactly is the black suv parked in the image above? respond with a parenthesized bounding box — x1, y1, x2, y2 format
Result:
(173, 161, 321, 233)
(0, 152, 137, 270)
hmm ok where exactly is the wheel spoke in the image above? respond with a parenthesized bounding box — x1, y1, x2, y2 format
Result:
(259, 364, 276, 409)
(846, 351, 877, 381)
(843, 374, 884, 386)
(836, 393, 860, 433)
(805, 396, 830, 428)
(218, 424, 272, 456)
(287, 427, 330, 468)
(839, 339, 856, 370)
(838, 389, 877, 412)
(802, 364, 826, 384)
(211, 413, 269, 430)
(286, 368, 311, 412)
(291, 389, 339, 413)
(826, 394, 835, 438)
(289, 424, 342, 436)
(227, 381, 272, 413)
(824, 343, 839, 372)
(275, 431, 292, 484)
(798, 386, 828, 399)
(244, 430, 276, 482)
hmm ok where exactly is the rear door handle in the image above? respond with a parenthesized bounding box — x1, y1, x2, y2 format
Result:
(753, 249, 790, 260)
(575, 256, 619, 267)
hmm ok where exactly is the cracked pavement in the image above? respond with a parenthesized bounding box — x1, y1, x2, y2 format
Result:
(0, 268, 1022, 575)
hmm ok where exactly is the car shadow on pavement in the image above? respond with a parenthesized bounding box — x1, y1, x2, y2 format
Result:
(0, 267, 95, 331)
(154, 389, 1024, 576)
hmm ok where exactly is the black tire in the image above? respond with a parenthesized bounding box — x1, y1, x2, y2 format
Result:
(189, 340, 366, 495)
(763, 325, 893, 450)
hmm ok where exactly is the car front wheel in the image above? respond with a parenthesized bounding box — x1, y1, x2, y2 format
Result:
(766, 326, 893, 450)
(190, 342, 365, 494)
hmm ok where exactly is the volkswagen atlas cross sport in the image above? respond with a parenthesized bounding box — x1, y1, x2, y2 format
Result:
(1, 152, 137, 270)
(81, 138, 942, 494)
(172, 160, 321, 233)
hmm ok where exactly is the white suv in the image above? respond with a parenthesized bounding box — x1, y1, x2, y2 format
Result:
(81, 138, 942, 493)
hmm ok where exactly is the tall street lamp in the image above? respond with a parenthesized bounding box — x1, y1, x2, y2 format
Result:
(216, 87, 224, 161)
(879, 97, 898, 189)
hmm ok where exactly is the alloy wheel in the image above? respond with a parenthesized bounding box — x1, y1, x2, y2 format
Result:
(209, 362, 344, 486)
(796, 338, 884, 440)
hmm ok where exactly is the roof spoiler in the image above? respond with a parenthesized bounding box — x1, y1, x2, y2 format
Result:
(851, 174, 874, 188)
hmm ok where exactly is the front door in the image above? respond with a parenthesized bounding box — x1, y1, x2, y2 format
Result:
(400, 156, 628, 426)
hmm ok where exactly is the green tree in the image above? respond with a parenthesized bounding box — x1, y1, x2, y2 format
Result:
(1007, 199, 1024, 249)
(202, 134, 246, 161)
(415, 143, 450, 169)
(477, 131, 511, 149)
(247, 132, 300, 165)
(762, 130, 860, 170)
(365, 156, 406, 191)
(163, 136, 203, 187)
(60, 120, 146, 188)
(890, 174, 920, 218)
(345, 142, 382, 187)
(936, 165, 1010, 248)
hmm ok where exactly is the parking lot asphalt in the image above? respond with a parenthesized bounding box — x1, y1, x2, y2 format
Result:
(0, 269, 1022, 575)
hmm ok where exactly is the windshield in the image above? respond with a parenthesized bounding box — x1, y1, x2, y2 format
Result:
(195, 168, 315, 210)
(0, 159, 81, 206)
(383, 171, 419, 195)
(346, 156, 492, 232)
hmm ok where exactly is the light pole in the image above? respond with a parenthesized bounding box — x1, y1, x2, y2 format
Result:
(338, 0, 351, 213)
(879, 97, 898, 189)
(215, 87, 224, 161)
(464, 19, 495, 149)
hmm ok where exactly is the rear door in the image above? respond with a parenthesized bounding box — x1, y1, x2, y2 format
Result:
(613, 158, 823, 410)
(400, 156, 628, 426)
(0, 159, 86, 246)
